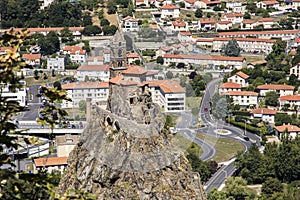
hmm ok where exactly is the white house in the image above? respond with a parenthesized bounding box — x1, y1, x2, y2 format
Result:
(226, 2, 246, 13)
(61, 82, 109, 108)
(160, 4, 180, 18)
(216, 21, 233, 30)
(76, 64, 110, 82)
(156, 46, 173, 57)
(62, 46, 87, 64)
(163, 54, 246, 69)
(122, 16, 139, 32)
(223, 13, 243, 24)
(250, 108, 276, 124)
(198, 18, 216, 31)
(275, 124, 300, 138)
(126, 53, 140, 64)
(241, 20, 258, 30)
(171, 20, 188, 31)
(256, 1, 279, 9)
(219, 82, 242, 94)
(256, 18, 276, 29)
(227, 71, 249, 87)
(22, 53, 41, 67)
(47, 57, 65, 71)
(196, 38, 214, 47)
(56, 134, 79, 157)
(256, 84, 295, 97)
(178, 31, 193, 42)
(135, 0, 149, 7)
(87, 56, 104, 65)
(292, 0, 300, 9)
(289, 63, 300, 79)
(279, 95, 300, 108)
(184, 0, 197, 8)
(0, 81, 27, 107)
(196, 0, 221, 9)
(223, 91, 258, 107)
(34, 156, 68, 173)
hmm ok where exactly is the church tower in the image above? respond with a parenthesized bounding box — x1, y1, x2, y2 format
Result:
(109, 30, 127, 78)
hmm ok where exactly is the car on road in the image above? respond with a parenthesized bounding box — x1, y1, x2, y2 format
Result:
(243, 136, 250, 141)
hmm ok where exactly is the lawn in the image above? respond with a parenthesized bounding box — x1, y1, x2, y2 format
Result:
(173, 133, 203, 156)
(24, 74, 65, 85)
(197, 133, 244, 163)
(242, 54, 266, 63)
(186, 96, 202, 119)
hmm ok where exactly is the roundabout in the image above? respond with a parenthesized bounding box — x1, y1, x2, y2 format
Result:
(214, 129, 232, 135)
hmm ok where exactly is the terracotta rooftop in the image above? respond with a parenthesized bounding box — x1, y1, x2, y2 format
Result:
(258, 18, 274, 22)
(109, 75, 124, 85)
(201, 0, 221, 4)
(279, 95, 300, 101)
(22, 53, 41, 60)
(223, 91, 258, 96)
(219, 82, 242, 89)
(172, 20, 187, 27)
(62, 82, 109, 90)
(160, 4, 178, 9)
(218, 30, 299, 37)
(146, 80, 185, 93)
(295, 38, 300, 43)
(77, 65, 109, 71)
(88, 56, 104, 61)
(163, 54, 245, 61)
(257, 84, 294, 90)
(213, 37, 276, 43)
(196, 38, 214, 42)
(275, 124, 300, 133)
(199, 18, 216, 24)
(261, 0, 279, 5)
(235, 71, 249, 79)
(250, 108, 276, 115)
(126, 53, 139, 58)
(242, 20, 257, 24)
(9, 27, 84, 33)
(122, 65, 147, 75)
(179, 31, 192, 36)
(224, 12, 243, 18)
(34, 156, 68, 167)
(218, 21, 232, 25)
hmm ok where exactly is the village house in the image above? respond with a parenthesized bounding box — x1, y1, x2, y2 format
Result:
(126, 53, 140, 64)
(289, 62, 300, 79)
(76, 64, 110, 82)
(196, 38, 214, 47)
(1, 81, 27, 107)
(275, 124, 300, 138)
(216, 21, 233, 30)
(47, 56, 65, 71)
(223, 91, 258, 107)
(227, 71, 249, 87)
(292, 0, 300, 9)
(178, 31, 193, 42)
(135, 0, 149, 7)
(256, 18, 277, 29)
(212, 37, 276, 54)
(226, 2, 246, 13)
(250, 108, 276, 124)
(256, 84, 295, 97)
(62, 46, 87, 64)
(241, 20, 257, 30)
(87, 56, 104, 65)
(223, 12, 243, 24)
(22, 53, 41, 67)
(160, 4, 180, 18)
(33, 156, 68, 173)
(184, 0, 197, 8)
(122, 16, 139, 32)
(61, 82, 109, 109)
(219, 82, 242, 94)
(218, 30, 300, 40)
(163, 54, 246, 69)
(171, 20, 188, 32)
(156, 46, 173, 57)
(56, 134, 79, 157)
(195, 0, 221, 9)
(279, 95, 300, 109)
(198, 18, 216, 31)
(256, 0, 280, 9)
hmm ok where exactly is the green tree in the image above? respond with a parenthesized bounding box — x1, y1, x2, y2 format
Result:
(261, 177, 283, 197)
(60, 27, 74, 43)
(225, 177, 254, 199)
(185, 84, 195, 97)
(208, 188, 226, 200)
(279, 18, 294, 30)
(107, 0, 117, 14)
(221, 39, 242, 57)
(100, 19, 110, 26)
(195, 8, 203, 18)
(98, 9, 104, 19)
(83, 13, 93, 26)
(82, 25, 102, 36)
(79, 100, 87, 112)
(244, 12, 251, 19)
(102, 25, 118, 35)
(156, 56, 164, 64)
(265, 91, 279, 107)
(166, 71, 173, 79)
(40, 31, 60, 55)
(53, 81, 62, 90)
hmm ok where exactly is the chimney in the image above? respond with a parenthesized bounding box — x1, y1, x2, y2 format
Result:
(86, 98, 91, 123)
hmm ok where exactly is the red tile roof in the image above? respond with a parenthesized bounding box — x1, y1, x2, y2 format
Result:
(275, 124, 300, 133)
(109, 75, 124, 85)
(236, 71, 249, 79)
(160, 4, 179, 9)
(261, 0, 279, 5)
(225, 12, 243, 18)
(22, 53, 41, 60)
(62, 82, 109, 90)
(218, 21, 232, 25)
(279, 95, 300, 101)
(63, 46, 86, 55)
(250, 108, 276, 115)
(179, 31, 192, 36)
(77, 65, 109, 71)
(126, 53, 139, 58)
(34, 156, 68, 167)
(200, 18, 216, 24)
(218, 30, 299, 37)
(258, 18, 274, 22)
(223, 91, 258, 96)
(213, 37, 276, 43)
(185, 0, 197, 4)
(172, 20, 187, 27)
(219, 82, 242, 89)
(242, 20, 257, 24)
(201, 0, 221, 5)
(146, 80, 185, 93)
(295, 38, 300, 43)
(163, 54, 245, 62)
(196, 38, 214, 42)
(122, 65, 147, 75)
(257, 84, 294, 90)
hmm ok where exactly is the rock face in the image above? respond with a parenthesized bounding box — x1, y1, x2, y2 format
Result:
(58, 84, 207, 199)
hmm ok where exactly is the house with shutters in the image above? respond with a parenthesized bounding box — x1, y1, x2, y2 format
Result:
(256, 84, 294, 97)
(219, 82, 242, 94)
(227, 71, 249, 87)
(250, 108, 276, 124)
(76, 65, 110, 82)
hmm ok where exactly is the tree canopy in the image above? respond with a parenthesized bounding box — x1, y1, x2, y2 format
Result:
(221, 39, 242, 57)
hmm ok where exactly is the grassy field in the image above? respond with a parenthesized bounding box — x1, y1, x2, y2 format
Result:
(242, 54, 266, 63)
(173, 133, 203, 156)
(24, 74, 65, 85)
(186, 97, 202, 119)
(197, 133, 244, 163)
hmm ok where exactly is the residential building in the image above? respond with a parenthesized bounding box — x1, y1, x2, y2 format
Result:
(163, 54, 246, 69)
(160, 4, 180, 18)
(126, 53, 140, 64)
(290, 63, 300, 79)
(275, 124, 300, 138)
(39, 0, 54, 9)
(62, 46, 87, 64)
(0, 81, 27, 107)
(226, 2, 246, 13)
(279, 95, 300, 108)
(256, 18, 276, 29)
(34, 156, 68, 173)
(135, 0, 149, 7)
(241, 20, 257, 30)
(122, 65, 149, 82)
(256, 84, 295, 96)
(56, 134, 79, 157)
(218, 30, 300, 40)
(195, 0, 221, 9)
(122, 16, 139, 32)
(62, 82, 109, 108)
(196, 38, 214, 47)
(156, 46, 173, 57)
(198, 18, 216, 31)
(171, 20, 188, 31)
(223, 12, 243, 24)
(250, 108, 276, 124)
(219, 82, 242, 94)
(87, 56, 104, 65)
(212, 37, 276, 54)
(226, 1, 242, 8)
(292, 0, 300, 9)
(184, 0, 197, 8)
(227, 71, 249, 87)
(76, 65, 110, 82)
(223, 91, 258, 107)
(103, 49, 111, 64)
(47, 57, 65, 71)
(178, 31, 193, 42)
(256, 0, 279, 9)
(216, 21, 233, 30)
(22, 53, 41, 67)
